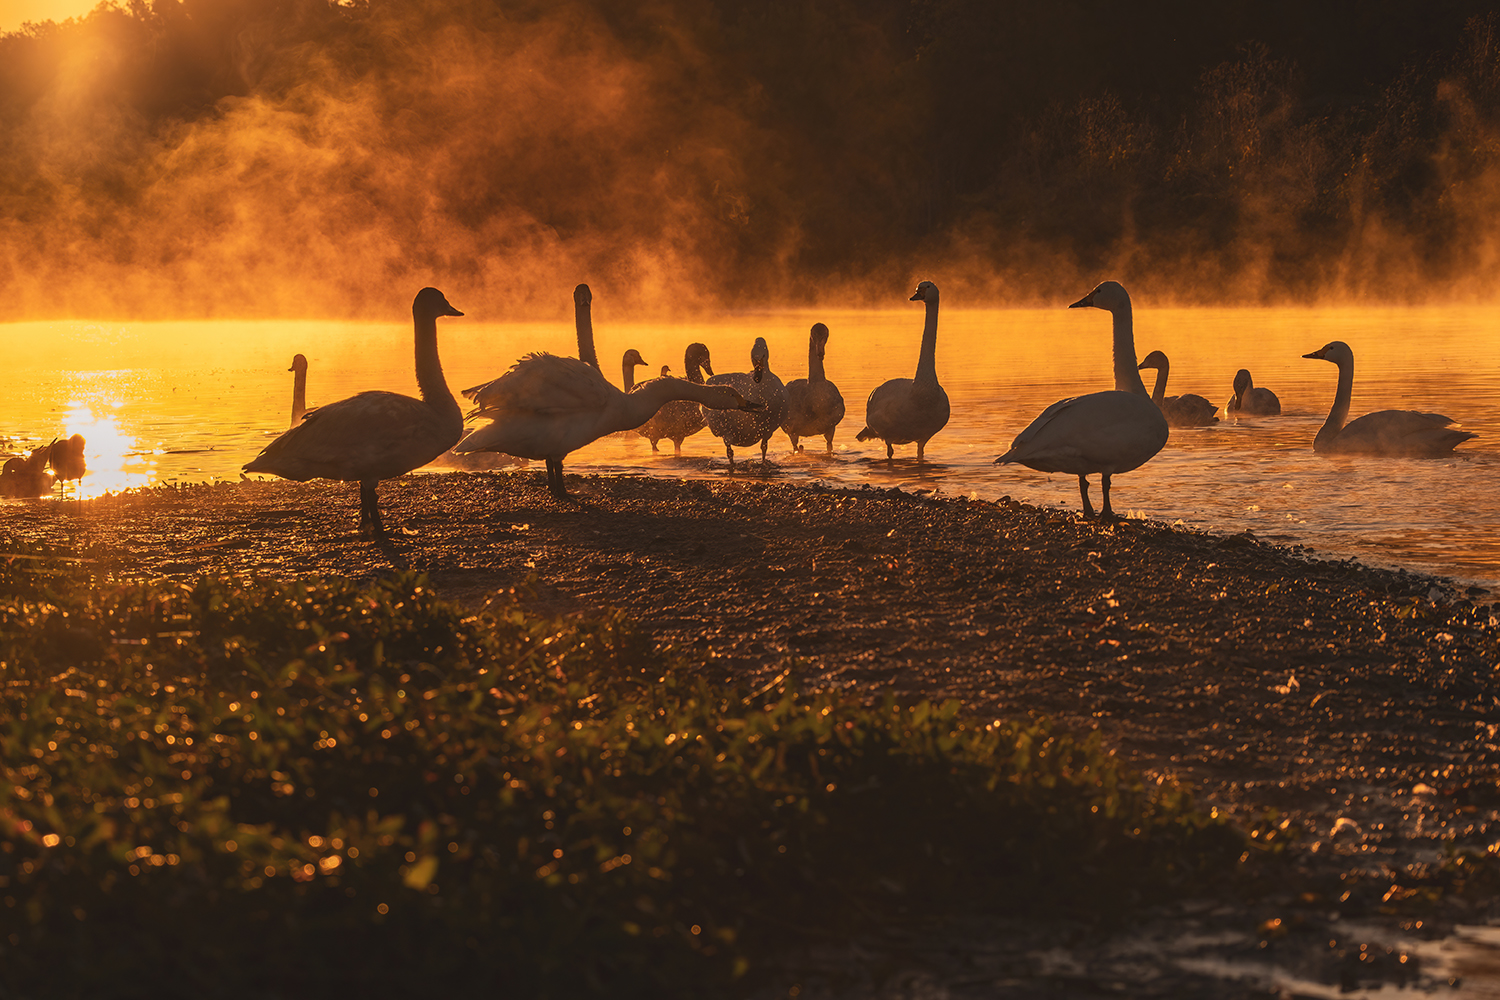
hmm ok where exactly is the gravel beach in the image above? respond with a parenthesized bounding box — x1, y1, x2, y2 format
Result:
(4, 469, 1499, 996)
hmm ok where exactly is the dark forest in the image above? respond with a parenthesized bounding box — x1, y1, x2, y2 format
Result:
(1, 0, 1497, 318)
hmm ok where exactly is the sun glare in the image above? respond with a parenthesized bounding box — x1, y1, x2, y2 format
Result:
(61, 402, 153, 499)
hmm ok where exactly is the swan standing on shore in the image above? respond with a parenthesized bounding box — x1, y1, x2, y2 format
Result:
(856, 281, 949, 460)
(782, 323, 845, 453)
(637, 344, 715, 454)
(243, 287, 466, 537)
(996, 281, 1168, 520)
(705, 337, 788, 467)
(1136, 350, 1219, 427)
(1303, 341, 1475, 456)
(1226, 369, 1281, 416)
(289, 354, 309, 426)
(455, 355, 764, 497)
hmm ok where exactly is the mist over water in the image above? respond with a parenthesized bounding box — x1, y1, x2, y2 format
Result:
(4, 305, 1497, 588)
(1, 0, 1499, 319)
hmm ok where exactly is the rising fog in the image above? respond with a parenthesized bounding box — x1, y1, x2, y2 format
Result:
(0, 0, 1497, 320)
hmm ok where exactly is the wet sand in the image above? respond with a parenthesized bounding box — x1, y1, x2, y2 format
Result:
(4, 470, 1499, 995)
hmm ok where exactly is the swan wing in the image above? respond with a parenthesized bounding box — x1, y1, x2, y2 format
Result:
(467, 354, 617, 418)
(245, 391, 459, 482)
(1333, 409, 1474, 456)
(999, 391, 1168, 475)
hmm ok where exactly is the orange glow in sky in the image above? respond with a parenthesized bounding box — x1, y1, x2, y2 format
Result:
(0, 0, 98, 33)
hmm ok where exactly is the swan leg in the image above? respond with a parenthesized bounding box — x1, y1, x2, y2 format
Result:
(358, 480, 386, 537)
(545, 458, 567, 499)
(788, 433, 800, 452)
(1099, 473, 1116, 521)
(1077, 475, 1097, 519)
(649, 438, 660, 453)
(917, 440, 926, 462)
(672, 439, 682, 457)
(885, 440, 894, 460)
(760, 437, 770, 463)
(725, 443, 736, 469)
(824, 432, 835, 454)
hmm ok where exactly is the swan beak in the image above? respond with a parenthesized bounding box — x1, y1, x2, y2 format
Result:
(702, 361, 714, 378)
(753, 367, 764, 384)
(1068, 292, 1095, 309)
(1302, 348, 1326, 360)
(443, 307, 465, 317)
(908, 290, 922, 301)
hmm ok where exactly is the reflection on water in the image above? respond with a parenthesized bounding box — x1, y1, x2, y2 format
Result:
(1, 305, 1498, 586)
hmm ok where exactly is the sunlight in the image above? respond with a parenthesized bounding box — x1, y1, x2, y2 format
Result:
(61, 401, 153, 499)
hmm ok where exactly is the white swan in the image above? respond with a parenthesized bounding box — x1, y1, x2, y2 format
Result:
(856, 281, 949, 460)
(636, 343, 714, 454)
(704, 337, 789, 467)
(1225, 369, 1281, 416)
(462, 282, 600, 407)
(782, 323, 846, 453)
(453, 354, 763, 497)
(289, 354, 309, 426)
(1136, 350, 1219, 427)
(996, 280, 1169, 520)
(1303, 341, 1475, 456)
(243, 287, 466, 537)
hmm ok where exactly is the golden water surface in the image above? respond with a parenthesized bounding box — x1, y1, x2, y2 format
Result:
(2, 303, 1497, 586)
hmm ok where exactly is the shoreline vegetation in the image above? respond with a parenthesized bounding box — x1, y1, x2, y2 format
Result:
(3, 472, 1500, 995)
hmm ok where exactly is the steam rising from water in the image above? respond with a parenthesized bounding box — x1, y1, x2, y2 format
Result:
(1, 2, 1499, 319)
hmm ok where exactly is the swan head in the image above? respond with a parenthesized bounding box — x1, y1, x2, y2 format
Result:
(1303, 341, 1353, 366)
(413, 287, 463, 320)
(686, 342, 712, 378)
(909, 280, 938, 303)
(1136, 350, 1169, 371)
(1232, 369, 1253, 394)
(810, 322, 829, 359)
(750, 336, 770, 384)
(289, 353, 308, 373)
(660, 365, 671, 376)
(623, 349, 648, 368)
(1070, 280, 1130, 311)
(574, 283, 592, 309)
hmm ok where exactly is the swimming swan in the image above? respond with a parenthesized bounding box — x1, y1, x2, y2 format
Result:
(243, 287, 466, 537)
(1136, 350, 1219, 427)
(1226, 369, 1281, 416)
(782, 323, 846, 453)
(637, 344, 714, 454)
(454, 354, 763, 496)
(704, 337, 789, 467)
(856, 281, 949, 460)
(1303, 341, 1475, 456)
(289, 354, 309, 426)
(995, 280, 1168, 520)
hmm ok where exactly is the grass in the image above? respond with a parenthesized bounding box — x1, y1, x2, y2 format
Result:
(0, 543, 1244, 997)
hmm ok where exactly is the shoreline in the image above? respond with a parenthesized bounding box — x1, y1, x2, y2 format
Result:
(4, 470, 1499, 992)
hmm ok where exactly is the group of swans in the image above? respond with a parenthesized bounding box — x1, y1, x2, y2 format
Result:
(241, 280, 1476, 536)
(0, 435, 86, 498)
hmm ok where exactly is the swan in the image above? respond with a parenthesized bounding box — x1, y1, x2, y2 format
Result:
(636, 343, 714, 454)
(856, 281, 949, 460)
(782, 323, 846, 453)
(1136, 350, 1219, 427)
(1225, 369, 1281, 416)
(462, 282, 600, 406)
(289, 354, 309, 426)
(47, 434, 87, 487)
(704, 337, 789, 467)
(995, 280, 1169, 520)
(0, 446, 54, 497)
(659, 365, 671, 377)
(242, 287, 466, 537)
(1303, 340, 1475, 456)
(454, 355, 763, 497)
(620, 349, 648, 391)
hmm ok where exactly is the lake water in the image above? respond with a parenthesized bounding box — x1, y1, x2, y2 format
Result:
(2, 302, 1497, 589)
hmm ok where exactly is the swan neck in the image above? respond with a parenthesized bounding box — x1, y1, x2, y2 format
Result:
(1148, 366, 1166, 405)
(576, 302, 599, 370)
(688, 359, 705, 384)
(914, 297, 939, 384)
(1317, 356, 1355, 447)
(808, 339, 826, 382)
(414, 313, 461, 427)
(618, 378, 726, 429)
(1111, 303, 1149, 396)
(291, 369, 307, 424)
(622, 358, 635, 390)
